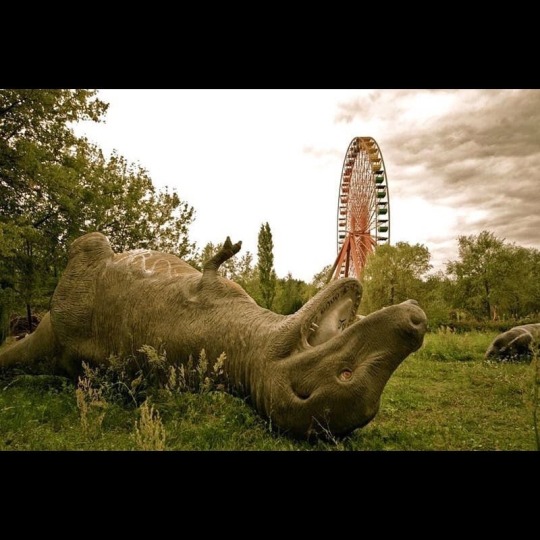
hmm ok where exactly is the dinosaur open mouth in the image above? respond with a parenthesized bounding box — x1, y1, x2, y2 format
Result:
(304, 281, 360, 347)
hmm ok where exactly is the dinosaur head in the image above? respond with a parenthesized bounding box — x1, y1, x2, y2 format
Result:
(485, 327, 533, 361)
(260, 278, 427, 439)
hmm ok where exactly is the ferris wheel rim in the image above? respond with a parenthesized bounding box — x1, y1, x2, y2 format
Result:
(334, 136, 391, 279)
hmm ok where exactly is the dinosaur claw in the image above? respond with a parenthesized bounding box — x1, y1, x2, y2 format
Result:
(232, 241, 242, 254)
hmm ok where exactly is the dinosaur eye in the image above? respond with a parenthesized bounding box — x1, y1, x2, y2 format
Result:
(339, 369, 353, 381)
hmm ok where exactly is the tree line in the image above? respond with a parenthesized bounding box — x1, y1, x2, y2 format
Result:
(360, 233, 540, 330)
(1, 90, 539, 339)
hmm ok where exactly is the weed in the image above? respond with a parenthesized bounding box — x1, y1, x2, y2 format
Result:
(310, 412, 346, 450)
(134, 400, 166, 450)
(165, 349, 228, 395)
(76, 362, 108, 438)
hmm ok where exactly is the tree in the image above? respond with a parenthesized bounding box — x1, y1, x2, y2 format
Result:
(360, 242, 432, 314)
(495, 245, 540, 319)
(0, 90, 108, 332)
(0, 90, 195, 335)
(0, 90, 107, 225)
(421, 271, 455, 328)
(311, 264, 332, 291)
(274, 273, 309, 315)
(446, 231, 504, 319)
(75, 145, 195, 257)
(257, 222, 277, 310)
(447, 231, 540, 320)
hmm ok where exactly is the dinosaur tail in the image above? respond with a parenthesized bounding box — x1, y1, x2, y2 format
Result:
(0, 312, 56, 368)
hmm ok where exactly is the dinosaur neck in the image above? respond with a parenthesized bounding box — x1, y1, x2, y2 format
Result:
(202, 300, 286, 396)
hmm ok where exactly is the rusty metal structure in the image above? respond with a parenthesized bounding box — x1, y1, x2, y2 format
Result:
(329, 137, 390, 280)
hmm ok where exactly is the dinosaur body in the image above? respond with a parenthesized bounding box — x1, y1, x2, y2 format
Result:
(0, 232, 427, 438)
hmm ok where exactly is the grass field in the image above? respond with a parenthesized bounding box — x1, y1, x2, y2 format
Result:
(0, 330, 538, 451)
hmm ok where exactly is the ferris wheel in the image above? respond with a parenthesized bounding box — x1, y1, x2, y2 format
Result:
(329, 137, 390, 280)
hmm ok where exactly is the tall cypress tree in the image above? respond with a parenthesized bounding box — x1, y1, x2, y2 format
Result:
(257, 222, 277, 310)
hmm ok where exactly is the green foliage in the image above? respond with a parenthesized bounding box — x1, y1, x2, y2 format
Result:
(0, 90, 108, 321)
(273, 273, 305, 314)
(0, 89, 195, 324)
(257, 222, 277, 310)
(446, 231, 540, 321)
(0, 283, 17, 341)
(360, 242, 432, 314)
(447, 231, 506, 319)
(311, 264, 333, 291)
(273, 272, 315, 315)
(356, 233, 540, 326)
(77, 146, 195, 257)
(351, 358, 533, 450)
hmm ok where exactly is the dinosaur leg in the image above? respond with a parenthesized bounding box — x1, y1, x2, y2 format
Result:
(0, 312, 57, 369)
(203, 236, 242, 274)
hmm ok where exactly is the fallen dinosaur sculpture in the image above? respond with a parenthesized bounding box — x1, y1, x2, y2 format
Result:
(485, 323, 540, 361)
(0, 232, 427, 439)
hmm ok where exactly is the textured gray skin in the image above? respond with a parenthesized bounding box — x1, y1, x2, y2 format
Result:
(485, 323, 540, 361)
(0, 232, 428, 439)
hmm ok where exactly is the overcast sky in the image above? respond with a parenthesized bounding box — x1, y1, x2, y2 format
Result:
(74, 89, 540, 282)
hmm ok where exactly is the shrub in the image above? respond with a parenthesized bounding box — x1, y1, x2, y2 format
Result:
(74, 346, 229, 408)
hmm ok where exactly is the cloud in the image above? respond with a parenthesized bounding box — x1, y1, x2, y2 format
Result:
(335, 90, 422, 123)
(302, 145, 343, 159)
(333, 89, 540, 265)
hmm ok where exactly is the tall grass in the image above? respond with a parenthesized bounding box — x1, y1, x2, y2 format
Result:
(134, 400, 166, 450)
(75, 362, 108, 438)
(415, 328, 494, 362)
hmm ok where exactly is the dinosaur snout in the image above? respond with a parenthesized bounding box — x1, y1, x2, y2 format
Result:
(399, 300, 428, 348)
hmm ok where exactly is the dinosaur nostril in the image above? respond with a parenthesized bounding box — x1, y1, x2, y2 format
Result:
(339, 369, 353, 381)
(408, 304, 427, 328)
(410, 311, 425, 326)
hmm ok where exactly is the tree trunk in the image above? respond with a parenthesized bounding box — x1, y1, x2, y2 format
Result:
(483, 279, 491, 319)
(26, 303, 33, 334)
